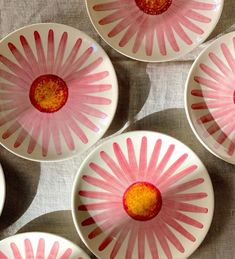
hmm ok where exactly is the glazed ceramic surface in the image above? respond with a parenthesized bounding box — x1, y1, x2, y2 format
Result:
(186, 32, 235, 164)
(0, 23, 118, 162)
(86, 0, 224, 62)
(0, 232, 90, 259)
(0, 163, 5, 216)
(72, 131, 214, 259)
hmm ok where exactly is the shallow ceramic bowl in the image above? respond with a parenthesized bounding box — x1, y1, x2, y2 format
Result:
(0, 23, 118, 162)
(0, 163, 5, 216)
(86, 0, 224, 62)
(185, 32, 235, 164)
(72, 131, 214, 259)
(0, 232, 90, 258)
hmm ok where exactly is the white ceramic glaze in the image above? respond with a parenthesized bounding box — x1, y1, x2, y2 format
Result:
(0, 164, 5, 216)
(72, 131, 214, 259)
(185, 32, 235, 164)
(86, 0, 224, 62)
(0, 232, 90, 259)
(0, 23, 118, 162)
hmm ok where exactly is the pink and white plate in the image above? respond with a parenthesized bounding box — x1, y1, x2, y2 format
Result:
(86, 0, 224, 62)
(72, 131, 214, 259)
(0, 232, 90, 259)
(185, 32, 235, 164)
(0, 23, 118, 161)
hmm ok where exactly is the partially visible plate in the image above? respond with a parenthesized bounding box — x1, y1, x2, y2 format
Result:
(0, 23, 118, 162)
(0, 232, 90, 258)
(185, 32, 235, 164)
(0, 163, 5, 216)
(72, 131, 214, 259)
(86, 0, 224, 62)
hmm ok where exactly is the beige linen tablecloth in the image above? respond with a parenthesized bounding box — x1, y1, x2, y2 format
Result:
(0, 0, 235, 258)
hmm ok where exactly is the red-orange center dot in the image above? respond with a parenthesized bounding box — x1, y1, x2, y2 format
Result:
(29, 74, 68, 113)
(135, 0, 172, 15)
(123, 182, 162, 221)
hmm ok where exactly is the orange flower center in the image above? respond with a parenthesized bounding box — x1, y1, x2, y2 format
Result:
(123, 182, 162, 221)
(29, 74, 68, 113)
(135, 0, 172, 15)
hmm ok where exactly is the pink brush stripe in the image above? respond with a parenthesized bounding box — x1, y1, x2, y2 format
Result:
(172, 21, 192, 45)
(138, 227, 145, 259)
(110, 226, 130, 259)
(153, 225, 172, 259)
(0, 69, 28, 90)
(0, 252, 7, 259)
(47, 29, 55, 73)
(42, 116, 51, 157)
(54, 32, 68, 73)
(65, 57, 103, 82)
(185, 9, 211, 23)
(79, 190, 121, 200)
(191, 1, 216, 10)
(81, 208, 124, 226)
(178, 16, 203, 34)
(94, 1, 128, 11)
(78, 200, 122, 211)
(119, 15, 145, 48)
(113, 142, 135, 182)
(34, 31, 47, 74)
(164, 178, 204, 195)
(221, 43, 235, 71)
(60, 38, 82, 76)
(146, 230, 159, 259)
(47, 241, 59, 259)
(125, 227, 138, 259)
(139, 136, 147, 179)
(99, 10, 127, 25)
(165, 200, 208, 213)
(148, 139, 162, 180)
(163, 215, 196, 242)
(145, 20, 154, 56)
(27, 117, 41, 154)
(51, 121, 62, 155)
(59, 248, 72, 259)
(20, 35, 40, 76)
(8, 41, 34, 77)
(98, 226, 121, 251)
(165, 23, 179, 52)
(69, 83, 111, 94)
(194, 76, 222, 91)
(160, 221, 185, 253)
(10, 243, 22, 259)
(60, 123, 75, 151)
(90, 161, 126, 189)
(36, 238, 45, 258)
(157, 153, 188, 185)
(126, 138, 138, 179)
(133, 18, 148, 54)
(24, 239, 34, 259)
(156, 23, 167, 55)
(172, 192, 208, 201)
(62, 47, 93, 78)
(76, 71, 109, 84)
(0, 54, 33, 83)
(75, 103, 107, 119)
(81, 175, 122, 195)
(155, 144, 175, 178)
(159, 165, 198, 190)
(100, 150, 130, 185)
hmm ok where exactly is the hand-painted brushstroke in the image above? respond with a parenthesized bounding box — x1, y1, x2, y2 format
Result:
(78, 136, 208, 259)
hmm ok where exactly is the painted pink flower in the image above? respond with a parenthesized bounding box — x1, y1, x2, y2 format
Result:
(0, 238, 83, 259)
(92, 0, 217, 56)
(0, 28, 113, 157)
(77, 136, 209, 259)
(191, 38, 235, 156)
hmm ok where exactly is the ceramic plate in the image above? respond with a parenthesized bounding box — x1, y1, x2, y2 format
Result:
(0, 163, 5, 216)
(0, 23, 118, 162)
(72, 131, 214, 259)
(185, 32, 235, 164)
(0, 232, 90, 259)
(86, 0, 224, 62)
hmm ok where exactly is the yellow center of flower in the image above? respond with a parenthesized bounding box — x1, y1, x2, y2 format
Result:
(123, 182, 162, 221)
(29, 74, 68, 113)
(135, 0, 172, 15)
